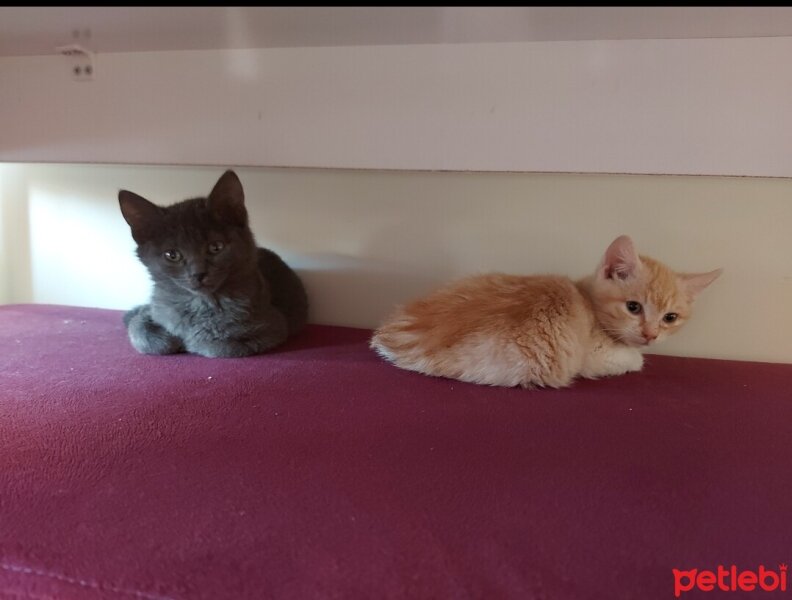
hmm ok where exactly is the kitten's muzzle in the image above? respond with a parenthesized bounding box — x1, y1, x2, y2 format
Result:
(188, 272, 213, 291)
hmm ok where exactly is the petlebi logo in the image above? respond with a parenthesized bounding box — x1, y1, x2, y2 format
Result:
(673, 564, 787, 597)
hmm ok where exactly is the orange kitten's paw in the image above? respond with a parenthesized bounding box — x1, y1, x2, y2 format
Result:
(604, 347, 644, 377)
(580, 345, 644, 380)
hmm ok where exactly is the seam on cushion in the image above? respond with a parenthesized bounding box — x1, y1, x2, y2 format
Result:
(0, 563, 174, 600)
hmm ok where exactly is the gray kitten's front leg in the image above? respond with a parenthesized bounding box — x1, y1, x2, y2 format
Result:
(124, 304, 185, 355)
(186, 306, 289, 358)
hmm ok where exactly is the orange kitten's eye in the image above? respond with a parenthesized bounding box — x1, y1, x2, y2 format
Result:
(208, 241, 225, 254)
(164, 249, 182, 262)
(663, 312, 678, 323)
(626, 301, 642, 315)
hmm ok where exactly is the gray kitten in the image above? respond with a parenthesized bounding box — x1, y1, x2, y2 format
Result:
(119, 170, 308, 358)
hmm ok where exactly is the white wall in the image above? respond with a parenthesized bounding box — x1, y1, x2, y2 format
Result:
(2, 38, 792, 176)
(1, 162, 791, 364)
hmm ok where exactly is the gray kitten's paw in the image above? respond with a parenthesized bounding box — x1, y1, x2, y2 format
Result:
(190, 339, 260, 358)
(125, 306, 184, 355)
(186, 309, 289, 358)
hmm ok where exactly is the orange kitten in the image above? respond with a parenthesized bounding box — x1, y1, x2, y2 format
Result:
(370, 235, 722, 389)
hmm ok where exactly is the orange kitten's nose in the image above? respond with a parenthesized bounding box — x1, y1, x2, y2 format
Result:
(641, 327, 658, 343)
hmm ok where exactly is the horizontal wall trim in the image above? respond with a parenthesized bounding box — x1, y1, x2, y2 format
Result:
(2, 38, 792, 177)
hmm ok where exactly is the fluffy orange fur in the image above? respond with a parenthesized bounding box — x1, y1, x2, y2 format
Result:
(370, 235, 722, 388)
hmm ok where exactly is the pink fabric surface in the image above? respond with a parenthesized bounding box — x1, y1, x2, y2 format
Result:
(1, 303, 791, 599)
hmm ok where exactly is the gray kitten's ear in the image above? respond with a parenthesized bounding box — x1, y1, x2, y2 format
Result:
(598, 234, 641, 280)
(208, 170, 247, 226)
(118, 190, 161, 244)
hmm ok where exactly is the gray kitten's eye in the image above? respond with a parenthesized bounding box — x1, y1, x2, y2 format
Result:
(164, 249, 182, 262)
(208, 241, 225, 254)
(626, 301, 642, 314)
(663, 312, 679, 323)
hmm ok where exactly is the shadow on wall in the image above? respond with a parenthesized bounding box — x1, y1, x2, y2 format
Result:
(242, 167, 601, 331)
(242, 169, 461, 330)
(257, 201, 460, 329)
(297, 217, 456, 329)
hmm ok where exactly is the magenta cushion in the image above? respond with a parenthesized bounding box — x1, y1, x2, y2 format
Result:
(1, 304, 791, 599)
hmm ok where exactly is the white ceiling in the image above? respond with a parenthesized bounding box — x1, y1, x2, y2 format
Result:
(4, 7, 792, 57)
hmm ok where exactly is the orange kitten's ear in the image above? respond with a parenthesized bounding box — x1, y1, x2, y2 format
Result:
(679, 268, 723, 300)
(598, 235, 641, 281)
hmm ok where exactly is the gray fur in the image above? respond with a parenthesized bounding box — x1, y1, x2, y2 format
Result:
(119, 170, 308, 358)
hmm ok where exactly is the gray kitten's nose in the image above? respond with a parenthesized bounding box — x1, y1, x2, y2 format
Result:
(191, 272, 208, 284)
